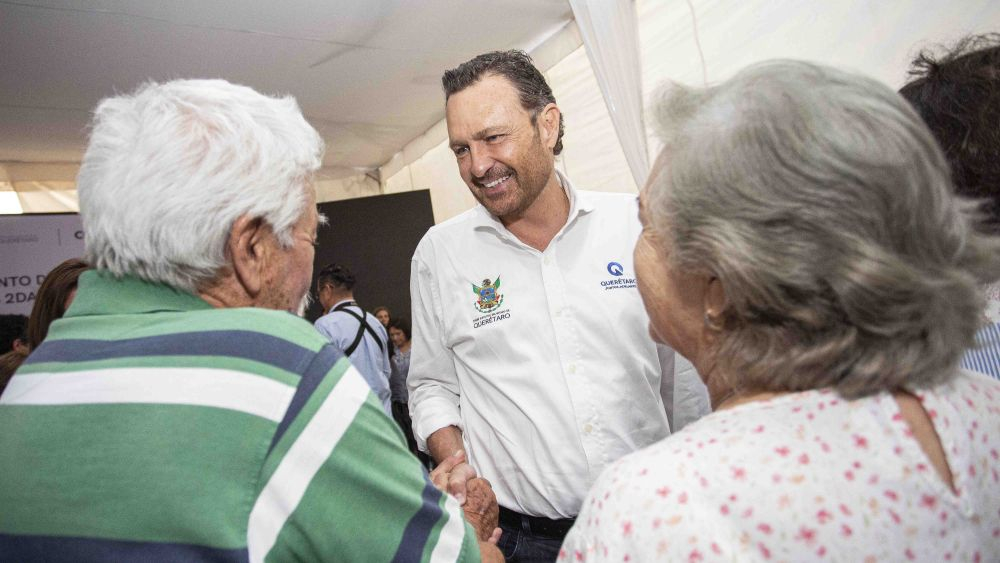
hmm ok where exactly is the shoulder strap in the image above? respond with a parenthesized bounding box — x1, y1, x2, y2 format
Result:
(332, 303, 385, 356)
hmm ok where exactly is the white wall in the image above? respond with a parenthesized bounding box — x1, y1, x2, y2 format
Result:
(380, 121, 475, 224)
(549, 43, 638, 194)
(315, 172, 381, 203)
(638, 0, 1000, 152)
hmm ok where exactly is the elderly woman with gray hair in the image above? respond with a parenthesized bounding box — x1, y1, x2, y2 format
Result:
(559, 60, 1000, 562)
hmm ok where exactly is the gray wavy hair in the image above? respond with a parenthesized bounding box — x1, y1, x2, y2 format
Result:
(647, 60, 1000, 398)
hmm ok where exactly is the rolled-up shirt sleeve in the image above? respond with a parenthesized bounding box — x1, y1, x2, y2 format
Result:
(407, 249, 463, 451)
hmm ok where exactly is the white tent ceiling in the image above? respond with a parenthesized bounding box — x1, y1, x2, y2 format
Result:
(0, 0, 573, 176)
(5, 0, 999, 218)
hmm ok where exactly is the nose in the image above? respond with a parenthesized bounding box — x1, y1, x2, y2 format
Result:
(469, 145, 495, 179)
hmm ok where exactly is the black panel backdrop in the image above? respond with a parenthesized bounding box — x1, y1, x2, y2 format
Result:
(305, 189, 435, 324)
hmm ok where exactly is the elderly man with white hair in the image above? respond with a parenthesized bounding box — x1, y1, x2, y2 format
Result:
(0, 79, 501, 562)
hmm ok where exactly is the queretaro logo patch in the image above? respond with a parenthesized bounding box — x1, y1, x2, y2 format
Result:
(472, 276, 503, 313)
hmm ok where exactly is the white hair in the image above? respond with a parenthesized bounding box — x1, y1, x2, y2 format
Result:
(648, 60, 1000, 397)
(77, 79, 324, 292)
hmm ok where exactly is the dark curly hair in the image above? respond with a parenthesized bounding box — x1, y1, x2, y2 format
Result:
(899, 34, 1000, 233)
(442, 50, 565, 155)
(316, 263, 356, 291)
(387, 316, 411, 342)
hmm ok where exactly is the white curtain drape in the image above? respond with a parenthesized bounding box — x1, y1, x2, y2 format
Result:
(569, 0, 649, 188)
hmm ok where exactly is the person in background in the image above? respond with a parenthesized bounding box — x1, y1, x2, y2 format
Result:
(0, 314, 28, 354)
(560, 60, 1000, 562)
(0, 259, 89, 392)
(0, 78, 501, 562)
(388, 316, 429, 467)
(0, 314, 28, 387)
(373, 305, 395, 358)
(314, 263, 392, 415)
(409, 50, 708, 562)
(24, 258, 90, 351)
(0, 351, 23, 394)
(373, 305, 392, 328)
(899, 33, 1000, 379)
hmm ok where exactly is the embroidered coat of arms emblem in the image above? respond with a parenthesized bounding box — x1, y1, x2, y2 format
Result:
(472, 276, 503, 313)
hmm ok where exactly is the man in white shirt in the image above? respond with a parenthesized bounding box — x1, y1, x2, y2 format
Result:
(408, 50, 708, 562)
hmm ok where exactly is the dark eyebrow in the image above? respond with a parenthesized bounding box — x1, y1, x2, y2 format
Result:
(471, 127, 507, 141)
(450, 127, 508, 150)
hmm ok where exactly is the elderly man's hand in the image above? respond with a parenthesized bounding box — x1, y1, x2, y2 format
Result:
(429, 450, 478, 505)
(463, 477, 500, 543)
(429, 451, 500, 542)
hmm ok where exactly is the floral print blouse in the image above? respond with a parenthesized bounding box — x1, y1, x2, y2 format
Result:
(561, 370, 1000, 562)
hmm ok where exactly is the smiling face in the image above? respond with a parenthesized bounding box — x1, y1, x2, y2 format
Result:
(375, 308, 390, 327)
(445, 74, 558, 219)
(388, 326, 408, 348)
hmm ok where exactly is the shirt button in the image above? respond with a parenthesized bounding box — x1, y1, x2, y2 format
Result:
(584, 424, 593, 433)
(543, 256, 551, 265)
(567, 364, 577, 374)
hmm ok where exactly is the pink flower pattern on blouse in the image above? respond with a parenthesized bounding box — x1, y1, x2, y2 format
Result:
(560, 370, 1000, 561)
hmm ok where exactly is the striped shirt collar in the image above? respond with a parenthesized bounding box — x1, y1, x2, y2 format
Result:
(67, 270, 213, 317)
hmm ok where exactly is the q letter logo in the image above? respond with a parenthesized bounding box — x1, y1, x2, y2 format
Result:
(607, 262, 624, 276)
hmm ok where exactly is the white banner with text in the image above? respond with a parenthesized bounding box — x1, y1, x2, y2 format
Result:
(0, 214, 85, 315)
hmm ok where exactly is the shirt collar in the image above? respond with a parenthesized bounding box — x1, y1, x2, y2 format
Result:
(66, 270, 213, 318)
(328, 298, 356, 314)
(471, 169, 596, 234)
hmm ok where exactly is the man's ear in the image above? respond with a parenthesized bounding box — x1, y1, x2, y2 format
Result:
(229, 215, 268, 299)
(537, 103, 560, 151)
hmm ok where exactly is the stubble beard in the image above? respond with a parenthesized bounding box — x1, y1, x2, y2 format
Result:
(472, 143, 554, 220)
(296, 290, 313, 317)
(264, 279, 311, 315)
(473, 168, 526, 218)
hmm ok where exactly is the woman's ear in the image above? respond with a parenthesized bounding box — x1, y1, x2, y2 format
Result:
(703, 277, 727, 331)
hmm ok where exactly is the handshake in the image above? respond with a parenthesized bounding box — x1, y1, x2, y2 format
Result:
(429, 450, 501, 544)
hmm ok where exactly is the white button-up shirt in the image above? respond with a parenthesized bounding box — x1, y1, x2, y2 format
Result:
(409, 172, 702, 518)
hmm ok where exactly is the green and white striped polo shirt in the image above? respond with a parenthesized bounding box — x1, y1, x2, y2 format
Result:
(0, 271, 478, 562)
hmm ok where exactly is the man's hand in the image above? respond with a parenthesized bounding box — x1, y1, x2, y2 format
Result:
(431, 451, 501, 545)
(463, 477, 500, 543)
(429, 449, 478, 505)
